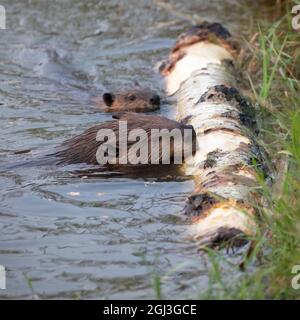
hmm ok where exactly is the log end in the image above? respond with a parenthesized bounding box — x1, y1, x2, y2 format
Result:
(186, 203, 257, 249)
(195, 227, 248, 249)
(159, 22, 240, 82)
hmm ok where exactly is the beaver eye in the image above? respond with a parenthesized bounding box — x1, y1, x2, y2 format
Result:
(127, 94, 136, 101)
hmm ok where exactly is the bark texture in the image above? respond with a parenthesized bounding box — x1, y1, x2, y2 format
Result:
(162, 23, 265, 248)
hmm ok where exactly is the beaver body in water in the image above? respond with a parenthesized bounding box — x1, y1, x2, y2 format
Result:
(3, 113, 196, 175)
(93, 87, 161, 113)
(52, 112, 196, 166)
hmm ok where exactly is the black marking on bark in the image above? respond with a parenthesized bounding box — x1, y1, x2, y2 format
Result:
(221, 110, 240, 121)
(204, 149, 223, 169)
(184, 192, 220, 217)
(198, 85, 257, 130)
(197, 227, 248, 248)
(248, 139, 271, 178)
(176, 22, 232, 45)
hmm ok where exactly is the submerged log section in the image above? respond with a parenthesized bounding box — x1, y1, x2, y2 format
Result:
(160, 23, 264, 247)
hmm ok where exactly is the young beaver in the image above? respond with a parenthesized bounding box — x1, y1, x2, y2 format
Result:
(52, 113, 196, 166)
(94, 87, 161, 113)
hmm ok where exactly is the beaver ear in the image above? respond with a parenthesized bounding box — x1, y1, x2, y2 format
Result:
(102, 93, 115, 107)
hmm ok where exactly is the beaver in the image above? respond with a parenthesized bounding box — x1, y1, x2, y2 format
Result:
(51, 112, 197, 166)
(93, 87, 161, 113)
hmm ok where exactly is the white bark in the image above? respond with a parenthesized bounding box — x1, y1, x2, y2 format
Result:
(163, 30, 262, 247)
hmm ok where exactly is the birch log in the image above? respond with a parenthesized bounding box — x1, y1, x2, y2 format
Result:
(160, 23, 266, 248)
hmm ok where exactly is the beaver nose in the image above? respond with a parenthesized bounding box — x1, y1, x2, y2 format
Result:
(150, 95, 160, 106)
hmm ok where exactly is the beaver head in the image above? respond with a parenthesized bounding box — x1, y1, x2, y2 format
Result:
(53, 112, 197, 167)
(95, 87, 161, 113)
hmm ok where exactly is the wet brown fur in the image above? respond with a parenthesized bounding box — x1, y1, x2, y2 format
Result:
(52, 112, 197, 166)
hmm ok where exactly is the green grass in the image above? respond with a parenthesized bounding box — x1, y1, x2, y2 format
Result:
(148, 1, 300, 300)
(202, 1, 300, 299)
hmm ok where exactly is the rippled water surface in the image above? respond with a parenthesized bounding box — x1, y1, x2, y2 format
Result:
(0, 0, 261, 299)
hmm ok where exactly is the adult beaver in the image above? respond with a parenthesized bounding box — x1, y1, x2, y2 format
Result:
(52, 112, 197, 167)
(93, 87, 161, 113)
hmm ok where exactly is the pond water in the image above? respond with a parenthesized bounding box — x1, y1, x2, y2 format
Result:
(0, 0, 263, 299)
